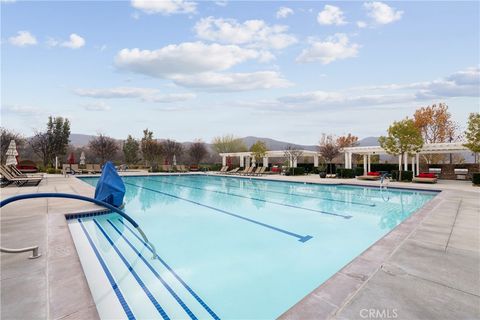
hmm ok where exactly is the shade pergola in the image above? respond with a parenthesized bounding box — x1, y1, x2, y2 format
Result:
(219, 150, 319, 168)
(342, 142, 470, 175)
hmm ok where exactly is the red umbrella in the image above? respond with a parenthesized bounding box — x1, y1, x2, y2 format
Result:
(67, 152, 75, 164)
(226, 156, 232, 169)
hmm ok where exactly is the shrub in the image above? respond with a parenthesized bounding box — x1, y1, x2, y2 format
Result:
(391, 170, 413, 182)
(336, 168, 355, 178)
(285, 167, 305, 176)
(370, 163, 399, 173)
(354, 167, 364, 176)
(46, 168, 61, 174)
(472, 173, 480, 186)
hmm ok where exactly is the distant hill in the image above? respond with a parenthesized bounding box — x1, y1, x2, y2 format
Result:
(68, 134, 380, 150)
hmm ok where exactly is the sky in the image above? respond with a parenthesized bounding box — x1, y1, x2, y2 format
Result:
(1, 0, 479, 145)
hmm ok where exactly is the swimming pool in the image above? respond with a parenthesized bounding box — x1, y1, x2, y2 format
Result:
(69, 174, 437, 319)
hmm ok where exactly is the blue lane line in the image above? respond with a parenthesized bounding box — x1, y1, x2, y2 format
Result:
(92, 219, 171, 320)
(164, 175, 375, 207)
(123, 181, 312, 243)
(142, 177, 353, 219)
(78, 219, 136, 320)
(116, 219, 221, 320)
(106, 220, 199, 320)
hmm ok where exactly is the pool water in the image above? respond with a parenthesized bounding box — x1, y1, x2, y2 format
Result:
(70, 175, 437, 319)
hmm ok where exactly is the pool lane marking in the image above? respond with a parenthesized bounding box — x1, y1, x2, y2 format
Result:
(114, 219, 221, 320)
(123, 181, 313, 243)
(168, 176, 375, 207)
(92, 219, 171, 320)
(105, 220, 200, 320)
(78, 219, 136, 320)
(141, 177, 352, 219)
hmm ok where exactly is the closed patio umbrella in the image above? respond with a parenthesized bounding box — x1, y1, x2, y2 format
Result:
(5, 140, 18, 166)
(67, 152, 75, 172)
(173, 154, 177, 166)
(80, 152, 86, 165)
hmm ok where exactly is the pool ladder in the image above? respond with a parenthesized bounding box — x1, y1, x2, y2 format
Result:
(0, 246, 41, 259)
(380, 173, 390, 201)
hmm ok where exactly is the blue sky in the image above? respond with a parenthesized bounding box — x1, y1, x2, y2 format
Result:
(2, 0, 479, 144)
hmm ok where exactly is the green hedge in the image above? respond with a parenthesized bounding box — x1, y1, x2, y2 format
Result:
(335, 168, 356, 178)
(370, 163, 400, 173)
(354, 167, 364, 176)
(285, 167, 305, 176)
(473, 173, 480, 186)
(391, 170, 413, 182)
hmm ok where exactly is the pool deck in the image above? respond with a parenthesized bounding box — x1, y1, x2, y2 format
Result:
(1, 172, 479, 319)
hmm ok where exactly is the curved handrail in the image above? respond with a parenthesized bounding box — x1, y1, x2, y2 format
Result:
(0, 246, 41, 259)
(0, 193, 158, 260)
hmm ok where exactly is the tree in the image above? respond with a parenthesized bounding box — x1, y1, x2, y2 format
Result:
(188, 140, 208, 165)
(0, 128, 25, 164)
(464, 113, 480, 168)
(284, 145, 303, 168)
(88, 134, 119, 165)
(413, 103, 458, 163)
(318, 134, 340, 174)
(211, 134, 247, 154)
(141, 129, 162, 169)
(46, 116, 71, 165)
(250, 140, 268, 165)
(379, 118, 424, 180)
(336, 133, 359, 149)
(163, 139, 183, 164)
(123, 135, 140, 165)
(29, 131, 50, 167)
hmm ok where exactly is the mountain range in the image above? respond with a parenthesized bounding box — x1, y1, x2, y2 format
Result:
(69, 134, 380, 150)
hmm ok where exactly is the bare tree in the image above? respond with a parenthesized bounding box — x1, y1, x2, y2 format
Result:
(284, 145, 303, 168)
(29, 131, 50, 167)
(188, 140, 208, 165)
(88, 134, 119, 165)
(163, 139, 183, 164)
(318, 134, 340, 174)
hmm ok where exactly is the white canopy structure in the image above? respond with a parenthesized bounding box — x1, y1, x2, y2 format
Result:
(342, 142, 470, 175)
(5, 140, 18, 166)
(219, 150, 319, 168)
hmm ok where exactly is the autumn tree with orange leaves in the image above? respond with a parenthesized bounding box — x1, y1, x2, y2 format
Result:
(413, 103, 459, 164)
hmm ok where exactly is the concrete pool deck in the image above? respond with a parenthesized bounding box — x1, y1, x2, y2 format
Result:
(1, 172, 479, 319)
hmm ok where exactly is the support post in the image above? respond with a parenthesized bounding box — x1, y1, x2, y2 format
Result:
(411, 156, 415, 175)
(263, 156, 269, 168)
(240, 155, 244, 167)
(398, 154, 402, 171)
(251, 156, 256, 168)
(348, 152, 353, 169)
(363, 154, 367, 174)
(314, 155, 319, 167)
(222, 156, 226, 167)
(404, 153, 408, 171)
(246, 156, 251, 168)
(293, 158, 297, 168)
(345, 153, 349, 168)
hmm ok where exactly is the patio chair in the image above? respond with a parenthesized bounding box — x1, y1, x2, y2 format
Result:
(412, 173, 438, 184)
(357, 172, 381, 180)
(225, 167, 240, 175)
(62, 164, 82, 175)
(0, 165, 42, 187)
(93, 164, 102, 173)
(239, 167, 253, 175)
(85, 164, 95, 173)
(6, 165, 42, 178)
(251, 167, 262, 176)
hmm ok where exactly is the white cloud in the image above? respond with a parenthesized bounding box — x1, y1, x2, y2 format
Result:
(115, 42, 266, 77)
(0, 0, 16, 3)
(194, 17, 297, 50)
(8, 31, 37, 47)
(74, 87, 197, 103)
(131, 0, 196, 15)
(143, 93, 196, 103)
(296, 34, 359, 64)
(2, 104, 42, 115)
(169, 71, 292, 91)
(74, 87, 159, 98)
(276, 7, 294, 19)
(364, 2, 403, 25)
(82, 101, 111, 111)
(60, 33, 85, 49)
(317, 5, 347, 25)
(357, 21, 367, 28)
(214, 0, 228, 7)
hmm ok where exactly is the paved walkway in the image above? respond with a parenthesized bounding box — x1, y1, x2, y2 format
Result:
(1, 173, 479, 320)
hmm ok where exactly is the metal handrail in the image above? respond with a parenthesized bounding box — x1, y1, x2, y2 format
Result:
(0, 246, 41, 259)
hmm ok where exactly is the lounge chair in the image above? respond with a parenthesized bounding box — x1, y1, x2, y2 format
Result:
(176, 165, 188, 172)
(5, 165, 42, 178)
(162, 165, 172, 172)
(93, 164, 102, 173)
(239, 167, 254, 176)
(62, 164, 82, 175)
(357, 172, 381, 180)
(225, 167, 239, 175)
(85, 164, 95, 173)
(219, 166, 228, 172)
(250, 167, 262, 176)
(0, 165, 42, 187)
(412, 173, 438, 184)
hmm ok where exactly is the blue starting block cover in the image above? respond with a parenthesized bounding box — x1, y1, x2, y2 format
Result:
(94, 162, 125, 208)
